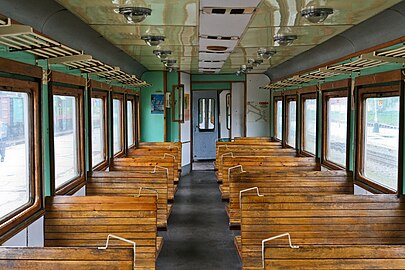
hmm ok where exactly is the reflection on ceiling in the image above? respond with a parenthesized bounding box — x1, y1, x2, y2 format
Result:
(55, 0, 403, 74)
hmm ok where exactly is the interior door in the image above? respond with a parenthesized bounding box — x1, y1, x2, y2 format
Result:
(192, 91, 218, 160)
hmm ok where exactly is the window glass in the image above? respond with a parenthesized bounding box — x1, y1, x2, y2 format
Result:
(364, 96, 399, 190)
(275, 100, 282, 140)
(53, 95, 79, 188)
(127, 100, 134, 146)
(303, 98, 317, 154)
(113, 99, 122, 154)
(326, 97, 347, 167)
(287, 100, 296, 148)
(0, 91, 30, 219)
(91, 98, 104, 166)
(198, 98, 215, 130)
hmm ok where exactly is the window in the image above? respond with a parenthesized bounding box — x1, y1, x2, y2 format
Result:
(274, 98, 283, 140)
(357, 85, 400, 193)
(113, 97, 123, 154)
(286, 98, 296, 148)
(325, 94, 347, 167)
(0, 91, 30, 219)
(127, 99, 135, 147)
(302, 96, 317, 155)
(91, 97, 105, 167)
(198, 98, 215, 131)
(53, 95, 79, 188)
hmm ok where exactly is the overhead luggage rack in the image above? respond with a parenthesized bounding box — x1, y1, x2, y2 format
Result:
(0, 21, 150, 88)
(326, 56, 387, 73)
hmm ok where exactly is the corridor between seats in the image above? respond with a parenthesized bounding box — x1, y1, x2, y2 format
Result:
(157, 171, 241, 270)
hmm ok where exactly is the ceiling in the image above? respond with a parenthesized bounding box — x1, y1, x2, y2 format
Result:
(55, 0, 403, 74)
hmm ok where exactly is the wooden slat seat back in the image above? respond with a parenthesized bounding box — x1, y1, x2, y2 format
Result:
(216, 149, 296, 182)
(228, 170, 353, 227)
(138, 142, 182, 172)
(87, 171, 169, 229)
(240, 194, 405, 269)
(111, 157, 175, 200)
(233, 137, 272, 142)
(264, 245, 405, 269)
(44, 196, 157, 269)
(220, 156, 320, 198)
(0, 247, 134, 269)
(128, 148, 181, 179)
(215, 142, 282, 166)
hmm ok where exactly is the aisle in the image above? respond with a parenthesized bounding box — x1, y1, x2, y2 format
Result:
(157, 171, 241, 270)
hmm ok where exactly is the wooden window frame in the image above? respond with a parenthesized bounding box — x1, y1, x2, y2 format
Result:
(322, 89, 349, 170)
(0, 77, 42, 242)
(300, 93, 317, 157)
(90, 90, 109, 171)
(285, 95, 297, 149)
(273, 95, 282, 141)
(51, 86, 85, 195)
(356, 85, 400, 194)
(126, 95, 137, 149)
(112, 93, 125, 157)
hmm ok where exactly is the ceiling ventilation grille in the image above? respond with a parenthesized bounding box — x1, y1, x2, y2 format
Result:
(200, 35, 238, 41)
(202, 7, 255, 15)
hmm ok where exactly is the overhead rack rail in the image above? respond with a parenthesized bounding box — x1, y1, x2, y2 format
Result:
(0, 21, 150, 88)
(262, 43, 405, 91)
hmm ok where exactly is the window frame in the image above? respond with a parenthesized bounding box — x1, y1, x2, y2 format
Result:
(285, 95, 297, 149)
(112, 93, 125, 157)
(300, 93, 317, 157)
(50, 85, 85, 195)
(90, 90, 109, 171)
(356, 85, 400, 194)
(0, 76, 42, 242)
(322, 89, 349, 170)
(198, 98, 216, 131)
(273, 95, 283, 141)
(126, 94, 137, 149)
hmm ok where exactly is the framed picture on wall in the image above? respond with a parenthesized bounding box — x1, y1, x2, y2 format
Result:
(151, 93, 164, 114)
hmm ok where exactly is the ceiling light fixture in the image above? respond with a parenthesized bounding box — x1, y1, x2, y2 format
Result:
(167, 66, 178, 72)
(153, 50, 172, 59)
(274, 34, 298, 46)
(161, 59, 177, 67)
(301, 7, 334, 23)
(116, 7, 152, 23)
(257, 48, 277, 60)
(141, 35, 165, 46)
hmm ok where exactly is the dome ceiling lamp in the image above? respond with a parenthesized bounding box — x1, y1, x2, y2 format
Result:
(161, 59, 177, 67)
(115, 7, 152, 23)
(273, 34, 298, 46)
(257, 48, 277, 60)
(153, 50, 172, 59)
(141, 35, 165, 46)
(301, 7, 334, 24)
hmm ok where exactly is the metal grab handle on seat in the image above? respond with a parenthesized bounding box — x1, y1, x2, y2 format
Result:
(261, 233, 299, 268)
(162, 153, 176, 160)
(228, 165, 246, 187)
(151, 165, 169, 176)
(239, 187, 264, 209)
(98, 234, 136, 270)
(136, 187, 159, 201)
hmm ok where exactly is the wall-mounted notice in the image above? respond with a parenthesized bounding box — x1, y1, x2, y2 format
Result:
(151, 93, 164, 114)
(247, 101, 269, 122)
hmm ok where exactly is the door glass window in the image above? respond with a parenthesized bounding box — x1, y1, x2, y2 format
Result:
(198, 98, 215, 131)
(127, 100, 134, 147)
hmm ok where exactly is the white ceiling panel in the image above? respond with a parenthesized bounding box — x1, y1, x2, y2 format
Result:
(199, 38, 238, 52)
(200, 0, 262, 9)
(199, 52, 230, 61)
(200, 13, 252, 36)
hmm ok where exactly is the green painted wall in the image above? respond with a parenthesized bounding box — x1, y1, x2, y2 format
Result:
(140, 71, 165, 142)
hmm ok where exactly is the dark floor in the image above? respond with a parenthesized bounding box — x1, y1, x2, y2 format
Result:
(157, 171, 242, 270)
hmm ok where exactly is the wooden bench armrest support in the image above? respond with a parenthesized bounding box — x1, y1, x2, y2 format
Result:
(261, 233, 299, 268)
(98, 234, 136, 270)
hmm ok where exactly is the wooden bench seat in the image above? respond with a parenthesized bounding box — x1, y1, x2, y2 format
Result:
(264, 245, 405, 269)
(0, 247, 135, 269)
(111, 157, 176, 201)
(240, 194, 405, 269)
(228, 170, 353, 228)
(220, 156, 320, 199)
(138, 142, 182, 173)
(44, 196, 158, 269)
(87, 171, 169, 230)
